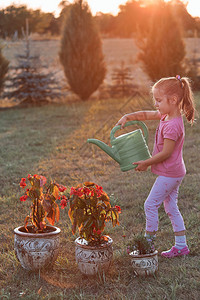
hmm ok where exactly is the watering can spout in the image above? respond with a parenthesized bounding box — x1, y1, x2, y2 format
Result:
(87, 139, 120, 163)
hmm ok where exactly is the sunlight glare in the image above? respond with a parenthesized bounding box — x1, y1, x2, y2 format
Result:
(0, 0, 199, 17)
(87, 0, 127, 15)
(186, 0, 200, 18)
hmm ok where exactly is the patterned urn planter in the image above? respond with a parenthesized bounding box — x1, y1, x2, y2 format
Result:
(129, 250, 158, 276)
(75, 236, 113, 275)
(14, 225, 61, 271)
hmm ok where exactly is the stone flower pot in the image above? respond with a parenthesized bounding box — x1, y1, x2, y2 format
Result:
(129, 250, 158, 276)
(75, 236, 113, 276)
(14, 225, 61, 271)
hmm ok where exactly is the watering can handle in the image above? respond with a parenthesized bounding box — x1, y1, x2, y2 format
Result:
(110, 121, 148, 143)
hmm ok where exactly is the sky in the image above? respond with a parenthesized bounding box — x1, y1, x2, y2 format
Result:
(0, 0, 199, 18)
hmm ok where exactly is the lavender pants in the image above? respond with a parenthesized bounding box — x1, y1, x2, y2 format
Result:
(144, 175, 186, 233)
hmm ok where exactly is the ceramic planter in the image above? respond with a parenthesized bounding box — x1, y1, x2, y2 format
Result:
(75, 236, 113, 275)
(14, 225, 61, 271)
(129, 250, 158, 276)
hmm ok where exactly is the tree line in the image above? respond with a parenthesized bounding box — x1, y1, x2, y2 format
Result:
(95, 0, 200, 38)
(0, 5, 60, 38)
(0, 0, 199, 39)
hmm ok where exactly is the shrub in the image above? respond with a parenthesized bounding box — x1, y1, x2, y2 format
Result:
(110, 61, 136, 98)
(59, 0, 106, 100)
(4, 37, 61, 106)
(137, 1, 186, 82)
(0, 45, 9, 93)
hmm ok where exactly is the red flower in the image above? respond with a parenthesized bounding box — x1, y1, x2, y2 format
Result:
(95, 185, 103, 197)
(115, 205, 121, 213)
(60, 198, 67, 209)
(20, 179, 27, 188)
(77, 188, 84, 197)
(58, 185, 67, 192)
(70, 187, 84, 197)
(83, 187, 91, 196)
(93, 228, 96, 234)
(96, 230, 101, 235)
(70, 187, 76, 196)
(20, 195, 28, 202)
(27, 174, 31, 179)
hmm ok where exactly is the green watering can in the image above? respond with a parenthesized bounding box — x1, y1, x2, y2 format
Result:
(87, 121, 151, 172)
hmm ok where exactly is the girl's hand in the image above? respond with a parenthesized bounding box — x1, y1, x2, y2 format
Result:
(133, 161, 148, 171)
(115, 115, 127, 129)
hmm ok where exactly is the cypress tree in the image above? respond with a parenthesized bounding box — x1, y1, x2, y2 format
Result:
(0, 46, 9, 93)
(137, 1, 186, 82)
(59, 0, 106, 100)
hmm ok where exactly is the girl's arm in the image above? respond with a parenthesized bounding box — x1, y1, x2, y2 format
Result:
(134, 138, 176, 171)
(116, 111, 161, 129)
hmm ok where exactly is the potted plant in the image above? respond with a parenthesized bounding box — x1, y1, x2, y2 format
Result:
(127, 233, 158, 276)
(68, 181, 121, 275)
(14, 174, 68, 271)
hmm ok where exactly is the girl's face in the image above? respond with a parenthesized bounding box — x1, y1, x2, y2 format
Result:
(153, 88, 172, 115)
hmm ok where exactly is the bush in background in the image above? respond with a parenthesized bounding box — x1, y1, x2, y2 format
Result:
(110, 61, 137, 98)
(4, 35, 62, 106)
(59, 0, 106, 100)
(137, 1, 186, 82)
(0, 45, 9, 93)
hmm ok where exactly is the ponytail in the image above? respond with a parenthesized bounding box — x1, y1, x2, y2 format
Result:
(181, 77, 195, 125)
(153, 76, 196, 125)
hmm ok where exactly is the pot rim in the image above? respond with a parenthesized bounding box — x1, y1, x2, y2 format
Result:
(129, 250, 158, 258)
(75, 235, 113, 249)
(14, 225, 61, 237)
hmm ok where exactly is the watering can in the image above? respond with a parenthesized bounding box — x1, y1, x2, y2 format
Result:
(87, 121, 151, 172)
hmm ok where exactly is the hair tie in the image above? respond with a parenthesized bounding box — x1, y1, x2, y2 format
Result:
(176, 75, 183, 88)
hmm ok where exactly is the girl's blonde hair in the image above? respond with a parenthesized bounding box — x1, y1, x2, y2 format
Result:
(152, 76, 196, 125)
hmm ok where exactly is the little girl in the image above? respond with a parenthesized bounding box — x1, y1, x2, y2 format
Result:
(116, 76, 196, 258)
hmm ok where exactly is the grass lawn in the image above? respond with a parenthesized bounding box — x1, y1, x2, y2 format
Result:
(0, 93, 200, 299)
